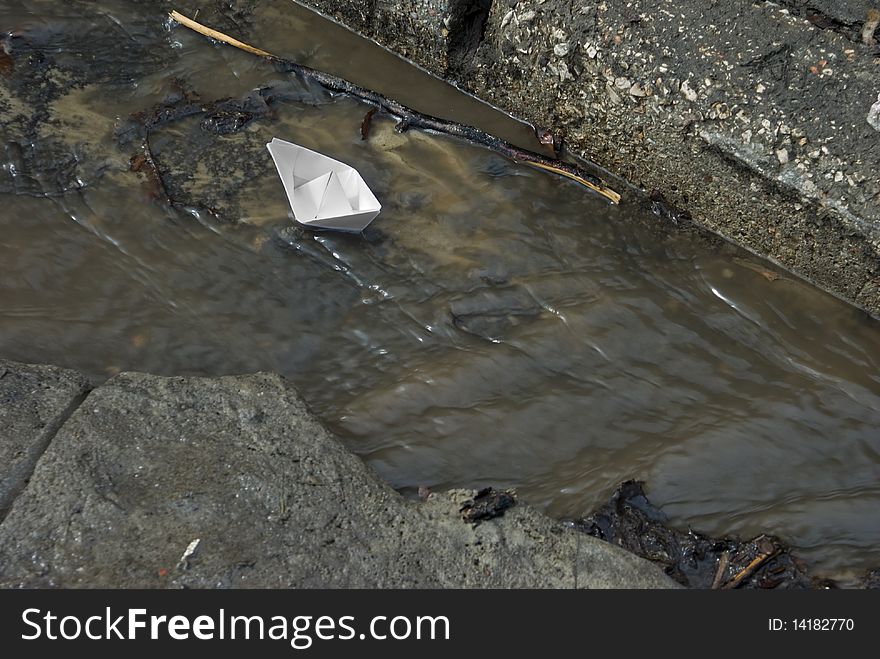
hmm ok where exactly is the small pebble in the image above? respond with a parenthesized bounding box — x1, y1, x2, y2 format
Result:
(868, 93, 880, 131)
(680, 80, 697, 101)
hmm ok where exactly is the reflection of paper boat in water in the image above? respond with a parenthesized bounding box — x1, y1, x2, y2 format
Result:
(266, 137, 381, 232)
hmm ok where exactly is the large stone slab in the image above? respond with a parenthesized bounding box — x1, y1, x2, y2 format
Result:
(0, 360, 90, 517)
(0, 371, 675, 588)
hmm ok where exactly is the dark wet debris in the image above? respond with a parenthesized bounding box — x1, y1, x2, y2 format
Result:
(200, 95, 271, 135)
(119, 99, 205, 145)
(119, 87, 267, 145)
(200, 108, 256, 135)
(575, 480, 816, 589)
(861, 568, 880, 589)
(460, 487, 516, 524)
(649, 189, 693, 227)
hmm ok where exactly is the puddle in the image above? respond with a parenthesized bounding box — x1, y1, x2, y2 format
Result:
(1, 0, 878, 585)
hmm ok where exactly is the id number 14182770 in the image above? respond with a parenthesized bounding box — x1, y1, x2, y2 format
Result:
(769, 619, 854, 631)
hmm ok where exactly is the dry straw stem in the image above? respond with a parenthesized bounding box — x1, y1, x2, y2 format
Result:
(169, 10, 273, 57)
(721, 549, 777, 590)
(168, 10, 622, 204)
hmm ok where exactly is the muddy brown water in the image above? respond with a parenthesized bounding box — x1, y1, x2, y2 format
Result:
(2, 1, 879, 585)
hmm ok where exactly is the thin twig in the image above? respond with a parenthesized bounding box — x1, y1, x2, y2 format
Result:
(130, 138, 172, 204)
(710, 551, 729, 590)
(168, 10, 621, 204)
(170, 10, 273, 57)
(721, 549, 778, 590)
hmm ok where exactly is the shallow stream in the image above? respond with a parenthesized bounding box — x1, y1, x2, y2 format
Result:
(1, 0, 878, 584)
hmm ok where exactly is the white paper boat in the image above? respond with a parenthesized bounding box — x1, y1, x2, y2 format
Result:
(266, 137, 381, 232)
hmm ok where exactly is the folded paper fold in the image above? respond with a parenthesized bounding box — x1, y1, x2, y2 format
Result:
(267, 137, 381, 232)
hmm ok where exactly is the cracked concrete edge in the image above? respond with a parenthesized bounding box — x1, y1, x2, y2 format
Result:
(0, 359, 91, 519)
(297, 0, 880, 317)
(0, 364, 677, 588)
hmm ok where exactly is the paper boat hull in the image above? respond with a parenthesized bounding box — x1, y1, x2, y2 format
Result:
(301, 210, 381, 232)
(267, 138, 381, 233)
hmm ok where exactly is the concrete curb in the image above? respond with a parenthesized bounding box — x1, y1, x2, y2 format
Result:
(301, 0, 880, 315)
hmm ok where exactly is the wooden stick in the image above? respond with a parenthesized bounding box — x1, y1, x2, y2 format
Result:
(168, 10, 621, 204)
(169, 10, 273, 57)
(721, 550, 777, 590)
(710, 551, 729, 590)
